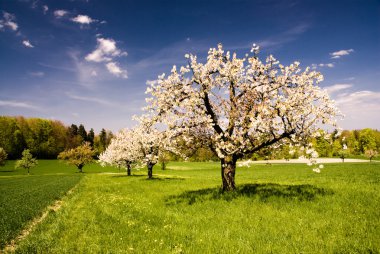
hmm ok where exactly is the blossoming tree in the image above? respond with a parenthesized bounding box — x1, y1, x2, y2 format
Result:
(101, 118, 169, 179)
(133, 117, 169, 179)
(99, 128, 139, 175)
(145, 43, 339, 191)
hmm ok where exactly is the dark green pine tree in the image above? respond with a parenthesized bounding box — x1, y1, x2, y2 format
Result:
(68, 124, 78, 137)
(99, 128, 107, 151)
(87, 128, 95, 146)
(78, 124, 88, 142)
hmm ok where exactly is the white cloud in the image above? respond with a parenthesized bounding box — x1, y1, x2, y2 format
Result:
(85, 38, 127, 63)
(90, 70, 97, 76)
(335, 90, 380, 106)
(54, 10, 68, 18)
(325, 84, 380, 129)
(84, 37, 128, 79)
(106, 62, 128, 79)
(71, 14, 94, 24)
(0, 99, 38, 109)
(0, 12, 18, 31)
(22, 40, 34, 48)
(330, 49, 354, 59)
(324, 84, 353, 94)
(28, 71, 45, 77)
(43, 5, 49, 14)
(312, 63, 334, 69)
(318, 63, 334, 68)
(5, 20, 18, 31)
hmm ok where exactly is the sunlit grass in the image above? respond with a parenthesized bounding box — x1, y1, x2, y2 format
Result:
(0, 160, 118, 249)
(11, 161, 379, 253)
(0, 175, 82, 248)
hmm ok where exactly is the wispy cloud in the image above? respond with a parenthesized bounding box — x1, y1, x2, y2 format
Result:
(325, 84, 380, 129)
(312, 62, 335, 70)
(66, 92, 114, 106)
(330, 49, 354, 59)
(22, 40, 34, 48)
(68, 50, 102, 87)
(54, 10, 68, 18)
(258, 23, 310, 50)
(0, 11, 18, 31)
(324, 84, 353, 94)
(43, 5, 49, 15)
(28, 71, 45, 77)
(0, 99, 39, 109)
(318, 63, 334, 68)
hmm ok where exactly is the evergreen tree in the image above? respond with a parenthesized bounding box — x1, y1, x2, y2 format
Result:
(87, 128, 95, 146)
(78, 124, 88, 142)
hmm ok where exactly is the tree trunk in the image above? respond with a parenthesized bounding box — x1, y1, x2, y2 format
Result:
(147, 163, 154, 179)
(127, 164, 131, 176)
(78, 164, 83, 173)
(221, 157, 237, 191)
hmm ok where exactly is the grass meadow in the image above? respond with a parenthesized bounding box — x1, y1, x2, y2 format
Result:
(0, 160, 379, 253)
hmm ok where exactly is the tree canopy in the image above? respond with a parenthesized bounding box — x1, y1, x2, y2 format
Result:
(58, 142, 94, 173)
(15, 149, 38, 174)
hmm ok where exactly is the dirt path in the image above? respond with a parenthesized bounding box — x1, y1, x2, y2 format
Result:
(1, 185, 78, 253)
(248, 158, 374, 164)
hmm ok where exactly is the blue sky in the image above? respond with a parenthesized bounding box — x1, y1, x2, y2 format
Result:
(0, 0, 379, 133)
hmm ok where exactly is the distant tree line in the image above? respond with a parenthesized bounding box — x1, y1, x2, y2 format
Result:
(163, 128, 380, 162)
(1, 116, 378, 162)
(0, 116, 113, 159)
(249, 128, 380, 160)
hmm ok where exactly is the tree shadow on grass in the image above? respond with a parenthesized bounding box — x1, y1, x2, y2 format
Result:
(165, 183, 333, 205)
(143, 176, 185, 181)
(111, 174, 145, 178)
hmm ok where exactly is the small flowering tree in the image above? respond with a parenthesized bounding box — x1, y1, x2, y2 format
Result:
(365, 149, 378, 162)
(15, 149, 38, 174)
(146, 43, 339, 191)
(101, 118, 170, 179)
(99, 129, 139, 175)
(133, 117, 169, 179)
(58, 142, 94, 173)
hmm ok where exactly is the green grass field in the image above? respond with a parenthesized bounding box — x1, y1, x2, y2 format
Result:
(0, 160, 118, 250)
(0, 160, 378, 253)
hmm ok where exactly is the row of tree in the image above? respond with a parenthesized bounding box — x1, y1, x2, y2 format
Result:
(250, 128, 380, 160)
(99, 44, 380, 190)
(0, 116, 113, 159)
(99, 43, 340, 191)
(2, 44, 378, 191)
